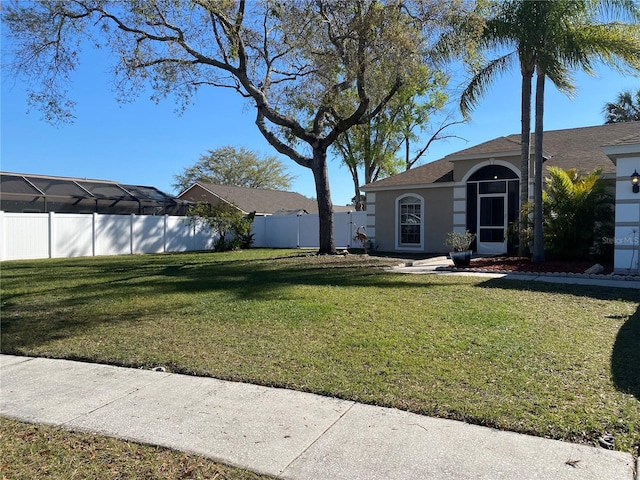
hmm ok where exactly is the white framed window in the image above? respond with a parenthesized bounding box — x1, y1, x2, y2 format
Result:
(395, 194, 423, 250)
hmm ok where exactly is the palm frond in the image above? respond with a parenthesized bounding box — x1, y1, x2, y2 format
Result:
(595, 0, 640, 23)
(536, 54, 576, 97)
(542, 166, 613, 257)
(565, 22, 640, 74)
(460, 52, 516, 117)
(603, 88, 640, 123)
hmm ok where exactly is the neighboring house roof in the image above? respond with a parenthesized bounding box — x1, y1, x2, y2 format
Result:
(180, 182, 319, 215)
(333, 204, 358, 213)
(362, 122, 640, 190)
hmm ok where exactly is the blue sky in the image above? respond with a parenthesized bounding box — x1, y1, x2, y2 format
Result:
(2, 32, 638, 206)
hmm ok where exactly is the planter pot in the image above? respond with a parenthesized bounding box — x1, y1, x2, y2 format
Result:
(449, 250, 472, 267)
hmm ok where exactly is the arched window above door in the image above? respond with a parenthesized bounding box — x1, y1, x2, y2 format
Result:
(468, 165, 518, 181)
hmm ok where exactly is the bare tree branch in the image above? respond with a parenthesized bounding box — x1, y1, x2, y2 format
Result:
(407, 117, 467, 170)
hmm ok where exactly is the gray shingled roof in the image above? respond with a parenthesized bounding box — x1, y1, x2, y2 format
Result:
(602, 132, 640, 147)
(359, 157, 454, 189)
(447, 135, 522, 158)
(363, 122, 640, 190)
(194, 183, 319, 214)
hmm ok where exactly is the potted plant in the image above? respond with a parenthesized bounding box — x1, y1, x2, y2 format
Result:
(444, 230, 476, 267)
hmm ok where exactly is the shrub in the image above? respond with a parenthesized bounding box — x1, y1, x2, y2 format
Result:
(187, 202, 255, 251)
(516, 167, 614, 260)
(444, 230, 476, 252)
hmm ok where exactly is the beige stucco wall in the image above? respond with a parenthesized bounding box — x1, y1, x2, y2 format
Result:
(424, 187, 454, 253)
(366, 186, 453, 253)
(365, 156, 524, 254)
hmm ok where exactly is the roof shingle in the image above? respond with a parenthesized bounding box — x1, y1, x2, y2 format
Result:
(191, 183, 319, 214)
(363, 122, 640, 190)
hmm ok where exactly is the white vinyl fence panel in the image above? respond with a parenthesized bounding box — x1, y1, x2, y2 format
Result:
(0, 210, 368, 261)
(1, 212, 50, 260)
(96, 214, 132, 256)
(251, 211, 367, 249)
(54, 214, 94, 258)
(194, 222, 216, 251)
(256, 215, 300, 248)
(165, 215, 193, 252)
(298, 214, 319, 248)
(133, 215, 166, 254)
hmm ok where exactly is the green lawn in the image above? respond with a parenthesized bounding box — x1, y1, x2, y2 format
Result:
(0, 417, 272, 480)
(1, 249, 638, 456)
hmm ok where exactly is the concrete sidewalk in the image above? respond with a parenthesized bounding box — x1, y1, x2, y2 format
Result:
(389, 256, 640, 289)
(1, 355, 635, 479)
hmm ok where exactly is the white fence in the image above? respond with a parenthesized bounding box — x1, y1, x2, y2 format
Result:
(251, 211, 367, 249)
(0, 211, 367, 261)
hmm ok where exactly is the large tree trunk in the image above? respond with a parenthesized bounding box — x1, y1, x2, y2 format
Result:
(518, 67, 533, 256)
(311, 147, 336, 254)
(532, 72, 546, 262)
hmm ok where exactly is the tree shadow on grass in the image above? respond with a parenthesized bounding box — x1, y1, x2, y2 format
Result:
(150, 254, 464, 300)
(611, 305, 640, 400)
(476, 275, 639, 302)
(0, 253, 460, 354)
(477, 277, 640, 399)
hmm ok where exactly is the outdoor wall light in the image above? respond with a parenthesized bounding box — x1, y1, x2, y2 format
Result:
(632, 169, 640, 194)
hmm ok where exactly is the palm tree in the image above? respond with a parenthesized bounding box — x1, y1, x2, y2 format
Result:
(462, 0, 640, 261)
(460, 1, 545, 257)
(530, 1, 640, 261)
(603, 88, 640, 123)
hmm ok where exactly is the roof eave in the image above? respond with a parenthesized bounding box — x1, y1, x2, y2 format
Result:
(447, 149, 551, 162)
(603, 143, 640, 164)
(361, 181, 456, 193)
(446, 150, 521, 162)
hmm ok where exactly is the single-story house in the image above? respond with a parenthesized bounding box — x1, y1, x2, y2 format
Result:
(360, 122, 640, 262)
(178, 182, 354, 216)
(0, 172, 190, 215)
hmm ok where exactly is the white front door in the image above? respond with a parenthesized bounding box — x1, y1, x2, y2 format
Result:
(477, 192, 507, 255)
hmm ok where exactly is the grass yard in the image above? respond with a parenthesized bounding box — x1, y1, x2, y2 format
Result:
(0, 417, 272, 480)
(1, 249, 639, 457)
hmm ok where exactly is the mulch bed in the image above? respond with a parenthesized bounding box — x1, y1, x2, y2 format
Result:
(461, 256, 613, 274)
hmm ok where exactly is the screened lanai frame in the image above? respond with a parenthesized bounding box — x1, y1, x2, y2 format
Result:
(0, 173, 191, 215)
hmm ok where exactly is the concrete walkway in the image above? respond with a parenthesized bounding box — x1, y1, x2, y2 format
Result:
(389, 256, 640, 289)
(1, 354, 636, 479)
